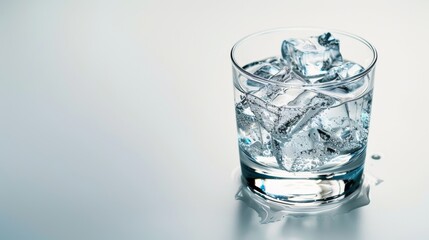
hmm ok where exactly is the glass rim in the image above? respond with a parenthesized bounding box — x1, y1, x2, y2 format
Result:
(230, 27, 378, 88)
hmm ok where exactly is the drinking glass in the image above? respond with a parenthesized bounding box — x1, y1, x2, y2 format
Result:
(231, 28, 377, 205)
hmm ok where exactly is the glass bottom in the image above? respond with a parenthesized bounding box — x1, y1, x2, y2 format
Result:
(240, 149, 365, 206)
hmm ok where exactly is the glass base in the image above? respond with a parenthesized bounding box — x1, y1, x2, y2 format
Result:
(240, 149, 365, 206)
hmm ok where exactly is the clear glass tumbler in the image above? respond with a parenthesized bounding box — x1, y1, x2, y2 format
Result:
(231, 28, 377, 205)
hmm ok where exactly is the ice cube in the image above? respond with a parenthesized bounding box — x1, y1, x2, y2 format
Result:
(253, 64, 282, 79)
(316, 62, 367, 103)
(316, 75, 369, 103)
(246, 87, 336, 171)
(251, 83, 285, 101)
(309, 128, 332, 142)
(235, 99, 261, 147)
(246, 93, 280, 132)
(272, 137, 320, 171)
(281, 70, 308, 84)
(335, 62, 365, 79)
(308, 127, 341, 155)
(274, 93, 336, 139)
(290, 155, 324, 172)
(271, 139, 291, 170)
(246, 88, 335, 137)
(251, 58, 291, 81)
(248, 89, 335, 140)
(269, 93, 336, 170)
(236, 98, 276, 158)
(273, 130, 326, 171)
(245, 83, 289, 132)
(319, 61, 365, 83)
(287, 90, 319, 107)
(281, 32, 343, 78)
(312, 121, 365, 155)
(266, 57, 288, 69)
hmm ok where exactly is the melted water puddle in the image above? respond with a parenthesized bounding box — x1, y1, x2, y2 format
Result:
(233, 155, 383, 224)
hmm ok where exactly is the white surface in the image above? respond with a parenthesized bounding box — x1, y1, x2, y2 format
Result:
(0, 0, 428, 239)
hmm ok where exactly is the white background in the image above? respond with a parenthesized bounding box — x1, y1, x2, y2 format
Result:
(0, 0, 428, 239)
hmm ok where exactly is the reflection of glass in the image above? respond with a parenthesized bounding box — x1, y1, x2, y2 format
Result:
(231, 28, 377, 204)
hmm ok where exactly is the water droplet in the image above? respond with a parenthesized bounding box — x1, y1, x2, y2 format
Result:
(371, 154, 381, 160)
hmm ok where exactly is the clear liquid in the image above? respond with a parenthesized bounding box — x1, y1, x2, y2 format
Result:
(236, 90, 372, 171)
(234, 58, 373, 203)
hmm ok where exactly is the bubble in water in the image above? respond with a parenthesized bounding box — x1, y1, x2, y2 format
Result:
(371, 154, 381, 160)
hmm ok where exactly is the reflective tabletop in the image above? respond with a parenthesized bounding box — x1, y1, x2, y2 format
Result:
(0, 0, 428, 239)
